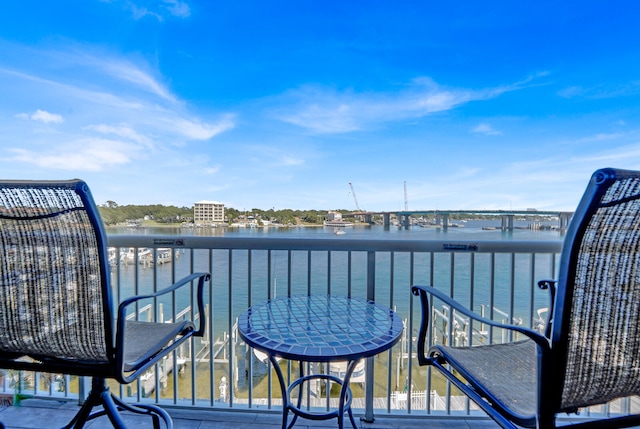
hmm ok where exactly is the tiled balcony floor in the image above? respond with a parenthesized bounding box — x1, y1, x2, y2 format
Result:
(0, 398, 500, 429)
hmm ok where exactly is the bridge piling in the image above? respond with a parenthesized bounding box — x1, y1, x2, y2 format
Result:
(357, 209, 573, 232)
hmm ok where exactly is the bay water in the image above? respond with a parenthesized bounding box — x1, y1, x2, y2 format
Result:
(107, 220, 564, 342)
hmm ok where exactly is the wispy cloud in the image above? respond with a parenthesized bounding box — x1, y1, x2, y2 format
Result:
(577, 132, 625, 142)
(242, 145, 309, 174)
(0, 43, 233, 174)
(471, 123, 502, 135)
(204, 166, 220, 175)
(100, 59, 177, 102)
(168, 114, 236, 140)
(274, 74, 545, 134)
(6, 138, 138, 172)
(107, 0, 191, 21)
(162, 0, 190, 18)
(85, 124, 152, 146)
(558, 82, 640, 99)
(16, 109, 64, 124)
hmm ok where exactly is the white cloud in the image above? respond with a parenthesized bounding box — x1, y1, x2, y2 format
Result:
(577, 132, 625, 142)
(85, 124, 152, 146)
(3, 47, 177, 103)
(113, 0, 191, 21)
(281, 155, 304, 166)
(168, 114, 236, 140)
(101, 60, 176, 102)
(16, 109, 64, 124)
(275, 76, 539, 134)
(0, 43, 234, 175)
(558, 82, 640, 100)
(130, 5, 162, 21)
(162, 0, 190, 17)
(246, 145, 308, 169)
(558, 86, 584, 98)
(6, 139, 138, 172)
(471, 123, 502, 135)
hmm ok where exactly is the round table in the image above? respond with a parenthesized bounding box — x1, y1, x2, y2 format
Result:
(237, 295, 404, 429)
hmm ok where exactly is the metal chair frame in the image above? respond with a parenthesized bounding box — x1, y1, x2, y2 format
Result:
(0, 180, 210, 428)
(413, 168, 640, 429)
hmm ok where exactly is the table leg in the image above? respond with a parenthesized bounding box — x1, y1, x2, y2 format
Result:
(288, 361, 308, 429)
(338, 360, 359, 429)
(269, 354, 294, 429)
(269, 355, 358, 429)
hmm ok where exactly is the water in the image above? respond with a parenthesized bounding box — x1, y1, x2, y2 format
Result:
(106, 221, 563, 342)
(108, 218, 563, 240)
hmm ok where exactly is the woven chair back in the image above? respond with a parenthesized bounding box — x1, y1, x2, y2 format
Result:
(0, 181, 110, 363)
(559, 170, 640, 410)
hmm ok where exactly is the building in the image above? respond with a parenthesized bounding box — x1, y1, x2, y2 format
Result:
(324, 210, 353, 227)
(194, 200, 225, 225)
(327, 211, 343, 222)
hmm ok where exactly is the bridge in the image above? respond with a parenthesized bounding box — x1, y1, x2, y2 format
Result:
(352, 209, 574, 231)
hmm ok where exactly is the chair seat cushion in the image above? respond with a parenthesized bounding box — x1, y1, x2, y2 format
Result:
(123, 320, 194, 371)
(430, 338, 537, 418)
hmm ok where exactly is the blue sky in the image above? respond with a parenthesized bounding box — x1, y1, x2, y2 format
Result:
(1, 1, 639, 212)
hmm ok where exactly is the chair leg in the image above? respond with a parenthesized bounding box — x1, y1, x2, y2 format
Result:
(61, 377, 172, 429)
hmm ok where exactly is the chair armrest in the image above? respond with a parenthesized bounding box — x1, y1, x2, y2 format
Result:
(537, 279, 557, 339)
(117, 272, 211, 339)
(411, 285, 549, 366)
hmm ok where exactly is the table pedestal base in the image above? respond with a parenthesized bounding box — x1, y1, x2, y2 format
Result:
(271, 356, 359, 429)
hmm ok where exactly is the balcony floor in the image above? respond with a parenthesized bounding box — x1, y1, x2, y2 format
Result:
(0, 398, 500, 429)
(4, 398, 640, 429)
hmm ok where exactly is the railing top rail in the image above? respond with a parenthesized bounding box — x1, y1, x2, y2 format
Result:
(107, 234, 563, 253)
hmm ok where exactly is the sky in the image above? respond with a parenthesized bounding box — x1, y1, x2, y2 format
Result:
(1, 1, 640, 212)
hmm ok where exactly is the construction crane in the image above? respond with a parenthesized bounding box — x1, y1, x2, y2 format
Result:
(348, 182, 362, 212)
(404, 181, 408, 211)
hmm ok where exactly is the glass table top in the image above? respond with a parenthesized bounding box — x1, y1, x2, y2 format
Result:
(237, 295, 404, 362)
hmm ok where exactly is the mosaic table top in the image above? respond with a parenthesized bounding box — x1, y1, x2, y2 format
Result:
(237, 295, 403, 362)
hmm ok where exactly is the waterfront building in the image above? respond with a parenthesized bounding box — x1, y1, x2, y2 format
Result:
(327, 211, 343, 222)
(324, 210, 353, 227)
(194, 200, 225, 225)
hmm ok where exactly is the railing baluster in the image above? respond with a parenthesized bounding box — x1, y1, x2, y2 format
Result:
(23, 236, 563, 420)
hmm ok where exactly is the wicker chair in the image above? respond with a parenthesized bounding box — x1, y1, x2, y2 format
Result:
(0, 180, 210, 428)
(412, 168, 640, 429)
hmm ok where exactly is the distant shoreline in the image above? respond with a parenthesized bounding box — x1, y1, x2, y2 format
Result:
(106, 220, 330, 229)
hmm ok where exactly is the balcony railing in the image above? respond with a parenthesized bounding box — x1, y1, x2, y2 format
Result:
(1, 235, 563, 420)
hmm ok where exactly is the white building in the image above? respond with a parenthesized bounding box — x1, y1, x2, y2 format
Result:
(328, 211, 343, 221)
(194, 200, 225, 225)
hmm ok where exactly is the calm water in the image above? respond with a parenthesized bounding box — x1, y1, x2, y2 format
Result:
(107, 221, 563, 340)
(108, 218, 564, 241)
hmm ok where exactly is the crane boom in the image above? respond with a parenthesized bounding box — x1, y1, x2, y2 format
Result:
(348, 182, 362, 212)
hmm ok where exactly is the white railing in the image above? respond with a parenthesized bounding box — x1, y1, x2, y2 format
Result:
(2, 235, 563, 420)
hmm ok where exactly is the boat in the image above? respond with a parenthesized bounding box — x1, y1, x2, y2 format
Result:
(108, 248, 118, 267)
(253, 349, 282, 364)
(141, 248, 176, 266)
(155, 248, 174, 265)
(120, 247, 151, 265)
(329, 360, 365, 383)
(334, 230, 346, 235)
(324, 220, 353, 227)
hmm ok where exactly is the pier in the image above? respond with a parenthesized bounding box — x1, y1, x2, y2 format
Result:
(355, 209, 573, 231)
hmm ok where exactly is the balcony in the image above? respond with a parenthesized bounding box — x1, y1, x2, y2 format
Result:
(1, 234, 592, 428)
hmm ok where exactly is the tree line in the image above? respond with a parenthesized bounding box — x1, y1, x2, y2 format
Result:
(98, 201, 193, 225)
(97, 201, 351, 226)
